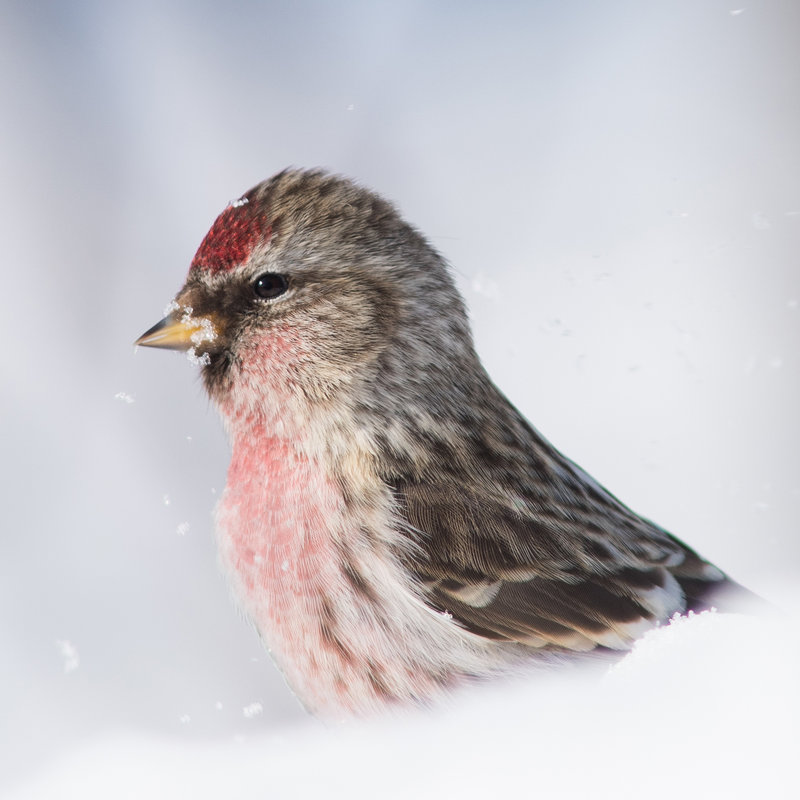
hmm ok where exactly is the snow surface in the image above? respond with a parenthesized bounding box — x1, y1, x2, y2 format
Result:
(9, 610, 800, 800)
(1, 0, 797, 797)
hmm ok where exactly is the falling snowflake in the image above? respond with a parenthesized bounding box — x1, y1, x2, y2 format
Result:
(471, 273, 501, 300)
(56, 639, 80, 673)
(243, 702, 263, 719)
(752, 211, 771, 230)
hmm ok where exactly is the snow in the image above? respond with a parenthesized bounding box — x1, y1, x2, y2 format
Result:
(186, 347, 211, 366)
(470, 273, 501, 300)
(170, 305, 218, 366)
(241, 702, 263, 719)
(162, 300, 180, 317)
(174, 305, 218, 349)
(54, 640, 80, 674)
(186, 316, 216, 348)
(8, 610, 799, 800)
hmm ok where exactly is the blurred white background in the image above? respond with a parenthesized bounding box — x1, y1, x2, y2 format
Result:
(1, 0, 798, 796)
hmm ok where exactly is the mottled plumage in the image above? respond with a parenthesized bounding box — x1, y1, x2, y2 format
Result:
(137, 168, 753, 715)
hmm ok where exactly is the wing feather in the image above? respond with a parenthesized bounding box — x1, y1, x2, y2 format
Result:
(387, 387, 737, 653)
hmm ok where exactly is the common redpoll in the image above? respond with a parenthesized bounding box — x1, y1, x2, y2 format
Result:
(137, 169, 753, 716)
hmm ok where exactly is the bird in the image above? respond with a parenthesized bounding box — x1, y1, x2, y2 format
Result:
(136, 168, 755, 716)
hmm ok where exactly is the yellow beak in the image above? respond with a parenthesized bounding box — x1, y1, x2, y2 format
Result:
(135, 312, 218, 352)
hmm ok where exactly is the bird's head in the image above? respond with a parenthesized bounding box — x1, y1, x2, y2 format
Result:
(136, 169, 475, 426)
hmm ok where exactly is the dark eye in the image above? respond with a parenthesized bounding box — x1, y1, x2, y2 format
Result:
(253, 273, 289, 299)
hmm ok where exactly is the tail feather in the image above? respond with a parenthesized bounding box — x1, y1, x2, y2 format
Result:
(679, 574, 765, 614)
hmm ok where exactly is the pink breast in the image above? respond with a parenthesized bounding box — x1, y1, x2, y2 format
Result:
(216, 427, 363, 710)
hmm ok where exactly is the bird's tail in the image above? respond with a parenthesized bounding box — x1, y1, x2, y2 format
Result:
(679, 573, 767, 615)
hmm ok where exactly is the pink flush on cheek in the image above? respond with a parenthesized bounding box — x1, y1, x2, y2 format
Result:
(190, 196, 271, 275)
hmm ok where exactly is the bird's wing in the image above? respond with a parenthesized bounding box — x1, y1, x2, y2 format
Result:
(392, 416, 728, 652)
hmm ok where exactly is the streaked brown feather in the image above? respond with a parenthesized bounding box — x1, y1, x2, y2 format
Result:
(390, 378, 744, 652)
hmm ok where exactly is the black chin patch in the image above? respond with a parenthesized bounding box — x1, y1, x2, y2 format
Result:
(201, 349, 237, 400)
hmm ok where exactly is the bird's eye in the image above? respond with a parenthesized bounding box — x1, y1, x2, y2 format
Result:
(253, 273, 289, 299)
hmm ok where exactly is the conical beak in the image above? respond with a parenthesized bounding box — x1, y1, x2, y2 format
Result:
(135, 312, 218, 352)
